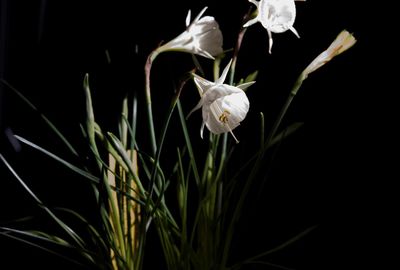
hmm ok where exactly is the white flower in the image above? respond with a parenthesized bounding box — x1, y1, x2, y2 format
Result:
(188, 60, 255, 143)
(302, 30, 357, 79)
(156, 7, 223, 59)
(243, 0, 302, 53)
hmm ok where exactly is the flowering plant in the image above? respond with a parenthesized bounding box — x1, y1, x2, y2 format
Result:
(1, 1, 356, 269)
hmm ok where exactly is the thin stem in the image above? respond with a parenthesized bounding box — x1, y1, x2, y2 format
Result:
(229, 27, 247, 85)
(264, 74, 305, 148)
(229, 7, 252, 85)
(144, 51, 160, 156)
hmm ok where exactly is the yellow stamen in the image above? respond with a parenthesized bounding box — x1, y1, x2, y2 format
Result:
(218, 109, 239, 144)
(218, 110, 230, 123)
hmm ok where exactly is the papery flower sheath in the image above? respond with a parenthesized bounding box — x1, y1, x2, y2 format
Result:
(302, 30, 357, 79)
(243, 0, 302, 53)
(188, 60, 255, 143)
(156, 7, 223, 59)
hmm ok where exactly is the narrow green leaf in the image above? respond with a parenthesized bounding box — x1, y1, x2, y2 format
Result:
(269, 122, 304, 148)
(259, 112, 265, 151)
(177, 100, 201, 187)
(106, 132, 145, 195)
(119, 95, 129, 148)
(245, 70, 259, 83)
(54, 207, 108, 250)
(130, 92, 138, 151)
(0, 79, 79, 156)
(0, 153, 86, 248)
(0, 230, 87, 267)
(83, 74, 99, 158)
(232, 225, 318, 270)
(14, 135, 99, 183)
(1, 227, 71, 247)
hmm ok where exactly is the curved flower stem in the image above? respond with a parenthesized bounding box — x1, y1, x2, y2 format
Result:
(144, 50, 160, 156)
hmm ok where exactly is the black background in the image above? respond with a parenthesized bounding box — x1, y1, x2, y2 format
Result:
(0, 1, 385, 269)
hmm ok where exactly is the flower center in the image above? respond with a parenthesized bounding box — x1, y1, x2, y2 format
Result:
(218, 110, 230, 124)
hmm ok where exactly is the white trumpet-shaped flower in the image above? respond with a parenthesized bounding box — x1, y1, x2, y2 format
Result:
(188, 60, 255, 143)
(156, 7, 223, 59)
(243, 0, 303, 53)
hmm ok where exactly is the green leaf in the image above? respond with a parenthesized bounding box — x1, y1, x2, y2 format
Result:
(244, 70, 259, 83)
(268, 122, 304, 148)
(54, 207, 108, 250)
(119, 95, 129, 148)
(232, 225, 318, 270)
(237, 70, 258, 86)
(0, 153, 87, 248)
(177, 100, 201, 187)
(0, 229, 87, 267)
(0, 79, 79, 156)
(14, 135, 99, 184)
(83, 74, 97, 151)
(106, 132, 145, 195)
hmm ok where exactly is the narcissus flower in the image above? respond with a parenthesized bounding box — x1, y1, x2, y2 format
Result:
(243, 0, 303, 53)
(156, 7, 223, 59)
(189, 60, 255, 143)
(302, 30, 357, 79)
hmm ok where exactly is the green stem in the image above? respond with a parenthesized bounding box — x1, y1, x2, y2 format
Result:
(145, 51, 160, 156)
(264, 73, 305, 148)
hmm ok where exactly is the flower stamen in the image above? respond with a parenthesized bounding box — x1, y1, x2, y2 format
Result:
(217, 108, 239, 144)
(219, 110, 230, 124)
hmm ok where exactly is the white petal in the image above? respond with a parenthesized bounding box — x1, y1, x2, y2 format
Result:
(192, 6, 208, 25)
(193, 74, 215, 95)
(205, 103, 229, 134)
(219, 92, 250, 124)
(187, 98, 204, 119)
(267, 28, 273, 54)
(204, 89, 249, 135)
(185, 10, 191, 27)
(194, 17, 223, 57)
(248, 0, 259, 5)
(196, 48, 216, 59)
(215, 59, 232, 85)
(200, 122, 205, 139)
(289, 26, 300, 38)
(156, 6, 223, 60)
(203, 84, 241, 106)
(259, 0, 297, 33)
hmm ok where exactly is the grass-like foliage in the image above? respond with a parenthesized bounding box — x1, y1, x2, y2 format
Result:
(1, 2, 356, 269)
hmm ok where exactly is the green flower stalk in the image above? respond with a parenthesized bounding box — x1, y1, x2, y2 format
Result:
(266, 29, 357, 146)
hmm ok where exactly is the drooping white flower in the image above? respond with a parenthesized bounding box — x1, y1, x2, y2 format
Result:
(156, 7, 223, 59)
(189, 60, 255, 143)
(243, 0, 303, 53)
(302, 30, 357, 79)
